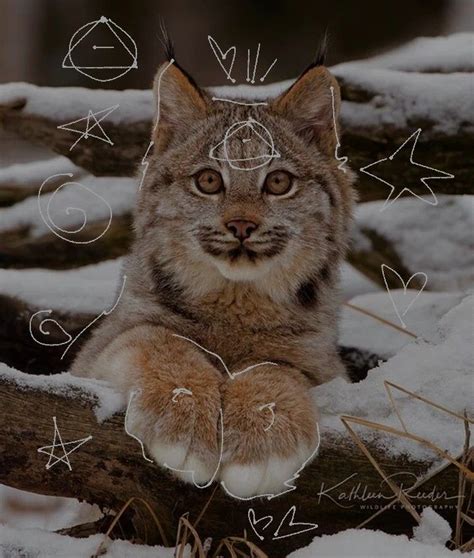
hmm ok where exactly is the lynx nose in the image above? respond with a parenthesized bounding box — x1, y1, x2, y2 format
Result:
(226, 219, 258, 241)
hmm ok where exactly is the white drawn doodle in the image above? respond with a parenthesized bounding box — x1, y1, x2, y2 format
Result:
(209, 117, 280, 171)
(37, 173, 113, 245)
(359, 128, 454, 211)
(29, 275, 127, 360)
(248, 505, 318, 541)
(329, 85, 348, 173)
(246, 43, 278, 83)
(62, 16, 137, 82)
(57, 104, 119, 150)
(258, 402, 276, 431)
(124, 390, 154, 463)
(138, 59, 175, 190)
(208, 36, 237, 83)
(38, 416, 92, 471)
(381, 264, 428, 329)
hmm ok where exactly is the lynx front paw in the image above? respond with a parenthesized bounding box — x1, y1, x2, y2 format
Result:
(219, 368, 319, 497)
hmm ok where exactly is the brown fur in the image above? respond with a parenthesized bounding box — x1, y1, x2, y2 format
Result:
(71, 58, 356, 495)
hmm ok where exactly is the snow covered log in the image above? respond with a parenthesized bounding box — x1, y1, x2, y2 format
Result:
(1, 33, 472, 201)
(0, 367, 461, 558)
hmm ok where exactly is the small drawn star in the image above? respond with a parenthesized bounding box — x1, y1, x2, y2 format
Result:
(57, 104, 119, 151)
(38, 416, 92, 470)
(359, 128, 454, 211)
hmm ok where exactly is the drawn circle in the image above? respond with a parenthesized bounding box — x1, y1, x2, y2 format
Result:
(210, 119, 280, 171)
(63, 17, 137, 83)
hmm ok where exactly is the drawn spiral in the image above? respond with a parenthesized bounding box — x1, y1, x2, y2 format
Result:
(37, 173, 113, 244)
(29, 310, 72, 347)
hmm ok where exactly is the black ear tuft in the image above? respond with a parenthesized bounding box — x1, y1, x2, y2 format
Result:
(159, 18, 175, 61)
(313, 28, 329, 67)
(300, 29, 329, 77)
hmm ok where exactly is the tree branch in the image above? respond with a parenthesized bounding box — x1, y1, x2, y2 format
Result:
(0, 367, 459, 556)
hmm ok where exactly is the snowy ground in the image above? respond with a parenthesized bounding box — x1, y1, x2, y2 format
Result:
(0, 32, 472, 558)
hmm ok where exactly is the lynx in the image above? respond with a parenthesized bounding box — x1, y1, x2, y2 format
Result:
(72, 47, 356, 497)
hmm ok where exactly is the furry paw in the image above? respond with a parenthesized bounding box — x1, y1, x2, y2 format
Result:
(127, 370, 222, 484)
(219, 367, 319, 497)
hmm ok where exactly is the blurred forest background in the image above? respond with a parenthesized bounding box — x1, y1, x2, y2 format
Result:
(1, 0, 473, 89)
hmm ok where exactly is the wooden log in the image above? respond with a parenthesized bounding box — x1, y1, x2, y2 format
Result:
(0, 366, 461, 556)
(0, 68, 471, 201)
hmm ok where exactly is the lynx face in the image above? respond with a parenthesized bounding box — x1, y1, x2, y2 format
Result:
(136, 62, 355, 294)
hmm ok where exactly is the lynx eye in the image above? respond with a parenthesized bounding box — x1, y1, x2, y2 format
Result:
(264, 170, 293, 196)
(194, 169, 223, 194)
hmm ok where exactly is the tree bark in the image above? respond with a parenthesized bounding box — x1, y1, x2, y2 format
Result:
(0, 369, 461, 556)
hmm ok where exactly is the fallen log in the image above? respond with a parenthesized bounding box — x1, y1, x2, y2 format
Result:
(0, 368, 461, 557)
(0, 61, 472, 201)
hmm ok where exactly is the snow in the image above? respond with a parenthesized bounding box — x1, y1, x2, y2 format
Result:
(333, 66, 474, 138)
(0, 524, 180, 558)
(340, 263, 381, 300)
(0, 156, 82, 188)
(317, 293, 474, 461)
(0, 259, 122, 314)
(0, 364, 124, 421)
(0, 175, 136, 236)
(0, 485, 102, 531)
(287, 528, 466, 558)
(1, 33, 472, 140)
(0, 82, 154, 124)
(355, 196, 474, 291)
(361, 33, 474, 73)
(340, 290, 465, 357)
(413, 507, 452, 546)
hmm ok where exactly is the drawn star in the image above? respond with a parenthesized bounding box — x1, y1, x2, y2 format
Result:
(38, 416, 92, 471)
(57, 104, 119, 151)
(359, 128, 454, 211)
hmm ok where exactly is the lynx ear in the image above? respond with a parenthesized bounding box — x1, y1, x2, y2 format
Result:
(152, 62, 208, 150)
(272, 65, 340, 155)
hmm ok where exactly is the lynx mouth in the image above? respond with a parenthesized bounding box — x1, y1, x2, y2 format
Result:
(201, 241, 285, 263)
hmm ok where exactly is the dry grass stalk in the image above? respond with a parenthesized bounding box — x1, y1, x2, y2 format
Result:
(175, 514, 206, 558)
(91, 496, 169, 557)
(341, 416, 422, 523)
(212, 536, 269, 558)
(343, 302, 418, 338)
(356, 452, 465, 529)
(454, 415, 473, 549)
(340, 414, 473, 480)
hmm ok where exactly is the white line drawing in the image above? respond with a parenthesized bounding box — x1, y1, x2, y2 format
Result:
(208, 36, 236, 83)
(57, 104, 119, 151)
(172, 387, 193, 402)
(381, 264, 428, 329)
(272, 505, 319, 540)
(246, 43, 277, 83)
(38, 416, 92, 471)
(172, 333, 278, 380)
(247, 506, 318, 541)
(162, 408, 225, 490)
(209, 117, 280, 171)
(37, 173, 113, 245)
(258, 402, 276, 431)
(138, 59, 175, 191)
(221, 422, 321, 501)
(247, 508, 273, 541)
(29, 275, 127, 359)
(329, 85, 348, 173)
(62, 15, 137, 82)
(359, 128, 454, 211)
(211, 96, 268, 107)
(124, 390, 154, 463)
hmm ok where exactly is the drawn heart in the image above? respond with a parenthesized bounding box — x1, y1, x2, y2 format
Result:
(207, 36, 236, 83)
(272, 505, 318, 541)
(247, 508, 274, 541)
(381, 264, 428, 329)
